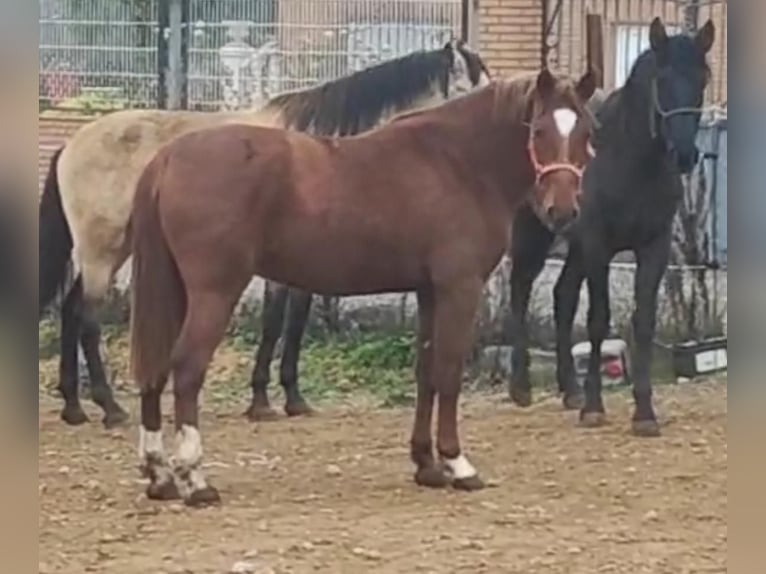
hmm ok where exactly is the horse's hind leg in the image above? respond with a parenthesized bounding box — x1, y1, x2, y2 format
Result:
(171, 289, 242, 507)
(140, 374, 178, 501)
(79, 294, 129, 428)
(246, 280, 288, 421)
(58, 282, 87, 425)
(280, 288, 314, 417)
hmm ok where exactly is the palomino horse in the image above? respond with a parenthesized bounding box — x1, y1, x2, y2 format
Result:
(38, 40, 490, 427)
(508, 18, 715, 436)
(129, 68, 597, 506)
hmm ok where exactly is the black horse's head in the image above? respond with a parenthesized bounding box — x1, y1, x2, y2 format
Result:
(647, 17, 715, 173)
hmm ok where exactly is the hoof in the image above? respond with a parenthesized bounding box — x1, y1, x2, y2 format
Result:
(509, 386, 533, 408)
(146, 480, 181, 501)
(284, 400, 315, 418)
(631, 419, 661, 437)
(562, 391, 585, 411)
(61, 406, 89, 426)
(102, 407, 130, 429)
(579, 411, 607, 428)
(184, 486, 221, 508)
(244, 404, 280, 422)
(414, 465, 450, 489)
(452, 475, 486, 492)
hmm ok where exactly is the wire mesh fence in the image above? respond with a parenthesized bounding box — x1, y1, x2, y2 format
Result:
(39, 0, 463, 112)
(186, 0, 463, 110)
(39, 0, 160, 111)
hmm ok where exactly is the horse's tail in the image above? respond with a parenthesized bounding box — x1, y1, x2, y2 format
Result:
(38, 146, 73, 315)
(129, 156, 186, 390)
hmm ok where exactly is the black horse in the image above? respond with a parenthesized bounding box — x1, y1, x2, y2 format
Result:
(508, 17, 715, 436)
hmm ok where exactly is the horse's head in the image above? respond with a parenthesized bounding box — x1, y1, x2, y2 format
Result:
(526, 67, 597, 233)
(647, 17, 715, 173)
(443, 39, 491, 97)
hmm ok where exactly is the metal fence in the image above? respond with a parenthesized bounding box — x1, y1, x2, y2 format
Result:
(39, 0, 160, 110)
(186, 0, 463, 109)
(544, 0, 727, 104)
(39, 0, 463, 112)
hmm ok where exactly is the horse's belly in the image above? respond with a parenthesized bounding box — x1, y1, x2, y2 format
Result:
(256, 229, 425, 296)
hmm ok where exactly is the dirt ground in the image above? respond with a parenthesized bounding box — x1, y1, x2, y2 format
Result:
(39, 379, 727, 574)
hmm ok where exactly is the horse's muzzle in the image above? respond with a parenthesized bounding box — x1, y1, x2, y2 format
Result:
(669, 145, 700, 175)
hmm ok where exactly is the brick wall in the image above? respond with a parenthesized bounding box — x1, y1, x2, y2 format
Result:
(38, 113, 93, 194)
(478, 0, 543, 76)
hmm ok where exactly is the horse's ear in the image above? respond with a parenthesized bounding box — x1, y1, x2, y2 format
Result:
(649, 17, 668, 53)
(575, 69, 597, 102)
(536, 68, 556, 99)
(695, 19, 715, 54)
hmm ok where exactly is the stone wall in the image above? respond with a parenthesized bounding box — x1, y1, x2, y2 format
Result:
(112, 255, 727, 347)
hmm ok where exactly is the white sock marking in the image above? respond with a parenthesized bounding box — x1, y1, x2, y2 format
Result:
(139, 426, 165, 460)
(173, 425, 208, 492)
(443, 454, 478, 480)
(553, 108, 578, 137)
(139, 426, 174, 484)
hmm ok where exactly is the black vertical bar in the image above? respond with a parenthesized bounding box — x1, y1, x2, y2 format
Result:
(180, 0, 190, 109)
(157, 0, 170, 109)
(541, 0, 549, 67)
(461, 0, 469, 42)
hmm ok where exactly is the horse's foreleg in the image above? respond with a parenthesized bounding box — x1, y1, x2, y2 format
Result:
(58, 281, 87, 425)
(79, 294, 129, 428)
(432, 278, 484, 491)
(411, 286, 447, 487)
(507, 207, 555, 407)
(280, 288, 314, 417)
(171, 290, 240, 507)
(246, 280, 288, 421)
(629, 232, 671, 437)
(553, 244, 586, 410)
(579, 248, 611, 428)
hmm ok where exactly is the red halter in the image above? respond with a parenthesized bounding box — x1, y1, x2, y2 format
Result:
(526, 138, 586, 186)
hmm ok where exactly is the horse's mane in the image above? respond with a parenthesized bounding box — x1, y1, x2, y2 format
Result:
(265, 48, 452, 136)
(386, 70, 591, 129)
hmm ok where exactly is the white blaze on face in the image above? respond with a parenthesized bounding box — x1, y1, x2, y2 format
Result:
(553, 108, 578, 138)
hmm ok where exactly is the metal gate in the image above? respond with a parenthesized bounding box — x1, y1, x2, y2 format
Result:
(39, 0, 465, 112)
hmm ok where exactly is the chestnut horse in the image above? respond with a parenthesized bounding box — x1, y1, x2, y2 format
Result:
(38, 40, 489, 428)
(129, 68, 597, 506)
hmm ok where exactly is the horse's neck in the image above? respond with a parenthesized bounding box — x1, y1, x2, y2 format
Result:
(606, 87, 664, 166)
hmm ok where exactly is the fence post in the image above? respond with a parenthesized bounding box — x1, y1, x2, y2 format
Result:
(683, 0, 700, 33)
(585, 13, 604, 88)
(166, 0, 189, 110)
(462, 0, 480, 47)
(157, 0, 169, 108)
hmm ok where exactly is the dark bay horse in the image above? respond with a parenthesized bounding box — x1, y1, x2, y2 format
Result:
(129, 68, 597, 506)
(37, 40, 490, 428)
(508, 18, 715, 436)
